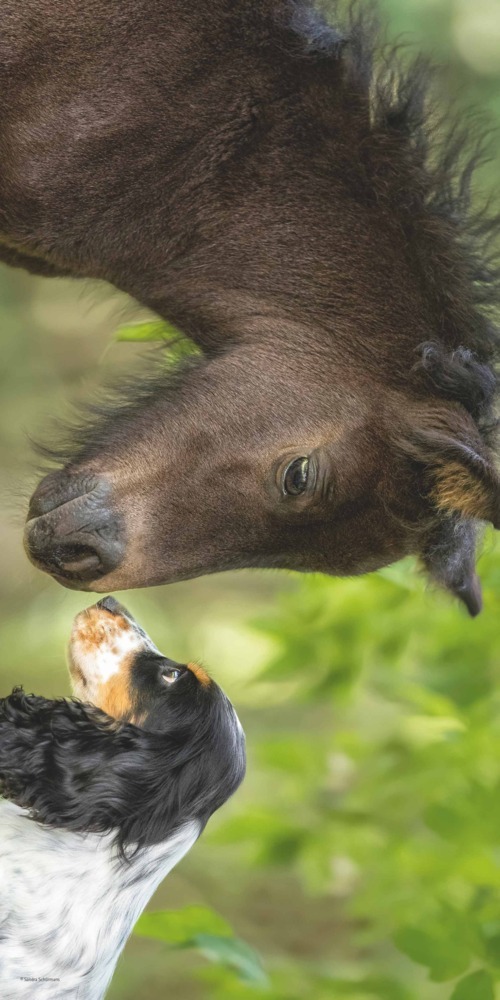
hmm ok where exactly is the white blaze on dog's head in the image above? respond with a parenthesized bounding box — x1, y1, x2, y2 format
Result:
(68, 596, 160, 720)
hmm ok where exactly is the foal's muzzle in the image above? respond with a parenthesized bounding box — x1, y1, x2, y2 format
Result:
(24, 470, 124, 588)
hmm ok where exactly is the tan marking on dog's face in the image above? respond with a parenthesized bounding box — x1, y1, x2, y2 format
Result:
(68, 604, 146, 720)
(97, 662, 138, 719)
(187, 662, 211, 687)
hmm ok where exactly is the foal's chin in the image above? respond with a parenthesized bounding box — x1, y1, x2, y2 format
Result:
(44, 555, 196, 593)
(52, 566, 153, 593)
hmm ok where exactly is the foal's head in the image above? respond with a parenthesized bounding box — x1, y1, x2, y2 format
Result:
(25, 335, 499, 614)
(24, 4, 500, 613)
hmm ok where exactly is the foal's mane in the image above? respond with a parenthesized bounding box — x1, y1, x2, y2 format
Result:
(289, 1, 500, 438)
(291, 2, 500, 310)
(39, 1, 500, 466)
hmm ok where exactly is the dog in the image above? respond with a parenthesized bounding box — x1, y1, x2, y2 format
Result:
(0, 596, 246, 999)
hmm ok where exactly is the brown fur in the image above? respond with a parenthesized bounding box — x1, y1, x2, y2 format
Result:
(2, 0, 497, 614)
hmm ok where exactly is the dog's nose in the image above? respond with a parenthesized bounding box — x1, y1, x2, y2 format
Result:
(95, 596, 124, 614)
(25, 469, 124, 586)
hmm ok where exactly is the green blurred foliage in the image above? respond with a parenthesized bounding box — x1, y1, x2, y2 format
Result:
(134, 906, 268, 985)
(1, 2, 500, 1000)
(200, 543, 500, 999)
(115, 321, 181, 342)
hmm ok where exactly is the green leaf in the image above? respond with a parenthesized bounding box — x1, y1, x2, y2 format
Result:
(134, 908, 268, 987)
(393, 924, 470, 982)
(114, 319, 200, 365)
(134, 905, 232, 945)
(450, 970, 495, 1000)
(193, 934, 268, 986)
(115, 320, 181, 342)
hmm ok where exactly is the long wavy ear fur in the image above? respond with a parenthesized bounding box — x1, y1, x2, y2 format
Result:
(0, 688, 245, 853)
(0, 690, 147, 848)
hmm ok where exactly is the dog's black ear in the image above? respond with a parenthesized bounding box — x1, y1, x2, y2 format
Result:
(420, 516, 483, 617)
(0, 687, 244, 853)
(0, 689, 147, 844)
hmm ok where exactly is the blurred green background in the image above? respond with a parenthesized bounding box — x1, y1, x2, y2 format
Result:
(1, 2, 500, 998)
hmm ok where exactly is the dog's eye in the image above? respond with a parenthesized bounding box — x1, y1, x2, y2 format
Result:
(162, 667, 181, 685)
(283, 457, 310, 496)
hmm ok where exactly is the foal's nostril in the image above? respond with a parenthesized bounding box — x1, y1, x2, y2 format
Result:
(24, 526, 108, 582)
(25, 470, 124, 585)
(25, 527, 125, 584)
(58, 544, 104, 577)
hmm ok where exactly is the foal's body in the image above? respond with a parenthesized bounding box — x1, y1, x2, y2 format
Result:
(1, 802, 198, 999)
(2, 3, 499, 609)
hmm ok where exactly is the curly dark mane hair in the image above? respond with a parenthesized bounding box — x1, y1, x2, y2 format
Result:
(291, 1, 500, 417)
(43, 2, 500, 454)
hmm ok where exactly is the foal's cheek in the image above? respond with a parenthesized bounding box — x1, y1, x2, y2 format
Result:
(296, 501, 414, 577)
(81, 461, 275, 588)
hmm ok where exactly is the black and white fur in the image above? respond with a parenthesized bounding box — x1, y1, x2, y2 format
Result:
(0, 597, 246, 999)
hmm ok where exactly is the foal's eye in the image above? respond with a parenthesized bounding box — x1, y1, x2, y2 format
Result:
(162, 667, 181, 685)
(282, 457, 310, 496)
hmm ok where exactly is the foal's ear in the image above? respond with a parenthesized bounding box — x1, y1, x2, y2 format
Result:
(400, 403, 500, 528)
(432, 448, 500, 527)
(420, 516, 483, 617)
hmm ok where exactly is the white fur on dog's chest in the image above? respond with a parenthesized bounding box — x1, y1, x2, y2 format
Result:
(0, 801, 200, 999)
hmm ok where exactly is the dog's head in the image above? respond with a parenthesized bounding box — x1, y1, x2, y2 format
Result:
(0, 598, 245, 850)
(69, 595, 231, 730)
